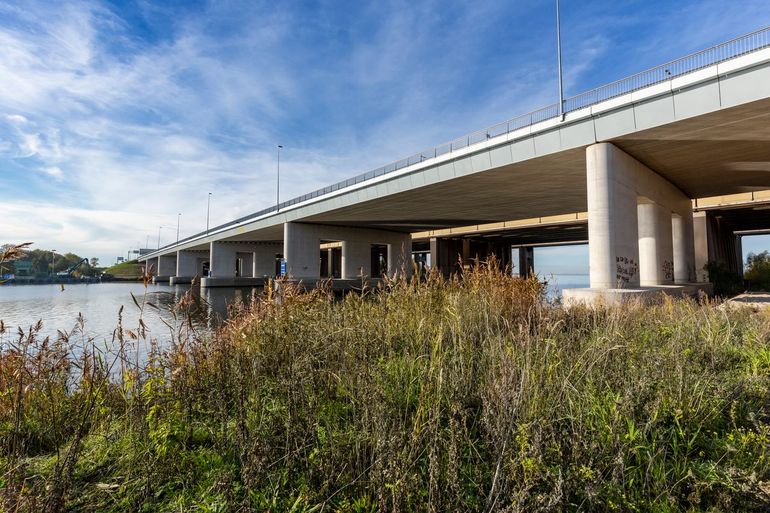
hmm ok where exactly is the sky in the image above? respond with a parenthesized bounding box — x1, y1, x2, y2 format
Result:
(1, 0, 769, 268)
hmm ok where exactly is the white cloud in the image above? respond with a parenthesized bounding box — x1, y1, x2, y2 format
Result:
(41, 166, 63, 178)
(5, 113, 27, 124)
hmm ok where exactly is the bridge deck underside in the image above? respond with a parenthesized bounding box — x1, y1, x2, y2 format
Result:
(154, 96, 770, 257)
(295, 97, 770, 235)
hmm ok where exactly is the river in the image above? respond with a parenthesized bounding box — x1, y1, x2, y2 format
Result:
(0, 275, 589, 347)
(0, 282, 259, 345)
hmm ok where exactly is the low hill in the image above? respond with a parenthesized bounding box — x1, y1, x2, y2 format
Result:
(104, 260, 143, 280)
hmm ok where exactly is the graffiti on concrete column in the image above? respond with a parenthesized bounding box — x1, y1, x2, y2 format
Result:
(662, 260, 674, 282)
(616, 255, 639, 285)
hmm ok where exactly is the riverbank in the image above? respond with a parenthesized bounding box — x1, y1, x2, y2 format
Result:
(2, 268, 769, 512)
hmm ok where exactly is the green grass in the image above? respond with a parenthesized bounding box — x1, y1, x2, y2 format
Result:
(2, 266, 770, 512)
(104, 259, 143, 279)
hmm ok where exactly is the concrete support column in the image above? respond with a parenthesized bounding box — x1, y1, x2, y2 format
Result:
(326, 248, 334, 277)
(284, 223, 320, 280)
(586, 144, 640, 288)
(236, 252, 254, 277)
(176, 250, 199, 277)
(253, 243, 282, 277)
(672, 211, 696, 283)
(638, 200, 674, 286)
(429, 237, 439, 271)
(158, 255, 176, 276)
(341, 241, 371, 279)
(387, 234, 412, 277)
(209, 242, 237, 278)
(693, 212, 709, 283)
(518, 247, 534, 278)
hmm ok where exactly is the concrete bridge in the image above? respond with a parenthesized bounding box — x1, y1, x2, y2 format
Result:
(139, 27, 770, 302)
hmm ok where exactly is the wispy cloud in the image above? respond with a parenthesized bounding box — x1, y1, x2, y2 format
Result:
(0, 0, 768, 262)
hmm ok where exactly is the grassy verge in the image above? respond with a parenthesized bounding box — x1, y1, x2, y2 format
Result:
(104, 260, 144, 280)
(1, 266, 770, 512)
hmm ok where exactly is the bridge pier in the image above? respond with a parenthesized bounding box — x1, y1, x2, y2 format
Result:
(171, 249, 209, 285)
(638, 200, 675, 286)
(153, 255, 176, 283)
(565, 143, 705, 304)
(693, 211, 745, 283)
(284, 222, 412, 283)
(201, 241, 281, 288)
(341, 241, 371, 279)
(517, 247, 534, 278)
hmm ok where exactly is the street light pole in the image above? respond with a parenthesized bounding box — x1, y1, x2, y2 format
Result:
(556, 0, 565, 119)
(51, 249, 56, 276)
(277, 145, 283, 212)
(206, 192, 212, 233)
(157, 226, 162, 249)
(176, 213, 181, 245)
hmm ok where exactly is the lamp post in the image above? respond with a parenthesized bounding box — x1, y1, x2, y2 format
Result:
(51, 249, 56, 276)
(556, 0, 565, 119)
(176, 213, 181, 245)
(157, 226, 162, 249)
(276, 145, 283, 212)
(206, 192, 212, 233)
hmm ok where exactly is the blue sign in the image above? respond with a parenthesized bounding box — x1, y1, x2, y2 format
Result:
(280, 259, 286, 277)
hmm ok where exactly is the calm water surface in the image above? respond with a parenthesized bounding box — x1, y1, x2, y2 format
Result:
(543, 273, 590, 300)
(0, 282, 258, 344)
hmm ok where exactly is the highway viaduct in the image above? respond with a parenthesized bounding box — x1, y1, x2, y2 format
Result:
(139, 27, 770, 302)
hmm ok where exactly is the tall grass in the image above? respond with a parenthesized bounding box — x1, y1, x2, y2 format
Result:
(1, 264, 769, 512)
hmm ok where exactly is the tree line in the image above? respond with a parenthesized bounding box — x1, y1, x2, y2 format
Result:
(0, 245, 100, 277)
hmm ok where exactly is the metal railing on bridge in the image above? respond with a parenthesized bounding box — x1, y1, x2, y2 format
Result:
(157, 26, 770, 253)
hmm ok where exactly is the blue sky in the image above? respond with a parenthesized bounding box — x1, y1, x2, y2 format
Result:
(0, 0, 769, 266)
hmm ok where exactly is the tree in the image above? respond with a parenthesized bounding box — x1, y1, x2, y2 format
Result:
(745, 250, 770, 291)
(90, 257, 99, 268)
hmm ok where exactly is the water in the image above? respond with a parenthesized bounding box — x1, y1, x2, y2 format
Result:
(541, 273, 590, 300)
(0, 282, 258, 344)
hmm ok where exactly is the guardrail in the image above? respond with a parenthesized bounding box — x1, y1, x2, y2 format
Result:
(153, 26, 770, 254)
